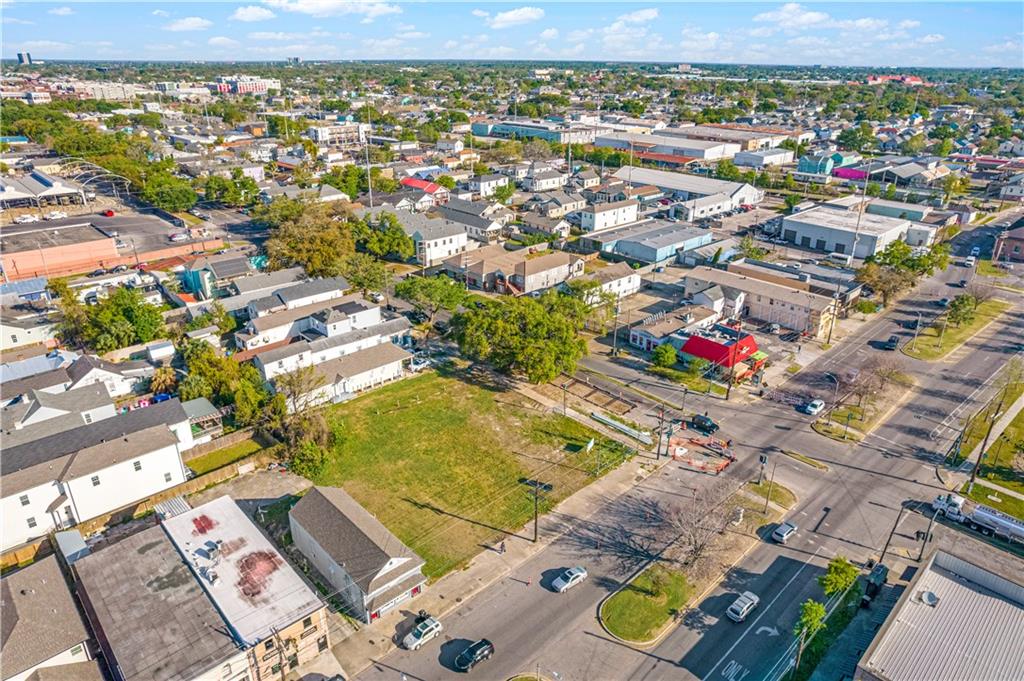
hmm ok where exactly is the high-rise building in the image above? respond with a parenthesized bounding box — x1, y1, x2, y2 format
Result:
(287, 56, 303, 65)
(17, 52, 32, 65)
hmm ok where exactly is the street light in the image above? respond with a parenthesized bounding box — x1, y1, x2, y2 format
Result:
(824, 372, 840, 413)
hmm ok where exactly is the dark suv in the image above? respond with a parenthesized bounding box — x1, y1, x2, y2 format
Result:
(883, 335, 900, 351)
(454, 639, 494, 673)
(690, 414, 719, 435)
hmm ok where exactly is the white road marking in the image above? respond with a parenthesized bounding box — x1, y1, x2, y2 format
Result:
(702, 547, 823, 681)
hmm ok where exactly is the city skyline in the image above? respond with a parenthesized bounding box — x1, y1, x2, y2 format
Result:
(2, 2, 1022, 68)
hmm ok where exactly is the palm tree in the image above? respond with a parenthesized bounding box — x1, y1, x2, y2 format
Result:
(150, 366, 177, 395)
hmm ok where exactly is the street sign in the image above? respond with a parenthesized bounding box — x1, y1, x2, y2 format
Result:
(585, 437, 595, 453)
(759, 454, 768, 465)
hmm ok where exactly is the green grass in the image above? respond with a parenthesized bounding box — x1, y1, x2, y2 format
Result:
(602, 565, 691, 642)
(812, 419, 865, 442)
(786, 585, 863, 681)
(955, 381, 1024, 464)
(312, 367, 630, 580)
(187, 438, 264, 475)
(903, 299, 1011, 361)
(978, 407, 1024, 496)
(959, 481, 1024, 522)
(784, 450, 829, 471)
(977, 259, 1008, 278)
(786, 364, 802, 375)
(649, 365, 726, 395)
(176, 212, 203, 226)
(746, 480, 797, 509)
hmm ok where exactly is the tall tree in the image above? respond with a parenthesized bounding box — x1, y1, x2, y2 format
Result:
(394, 276, 467, 325)
(344, 252, 391, 295)
(264, 200, 355, 277)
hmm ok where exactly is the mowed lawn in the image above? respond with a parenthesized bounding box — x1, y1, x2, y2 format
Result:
(187, 437, 265, 475)
(316, 367, 630, 580)
(903, 299, 1010, 361)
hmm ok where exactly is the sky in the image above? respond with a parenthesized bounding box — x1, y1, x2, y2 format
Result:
(2, 2, 1022, 68)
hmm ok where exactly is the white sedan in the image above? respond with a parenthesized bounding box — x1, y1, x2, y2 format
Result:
(44, 210, 68, 220)
(552, 566, 588, 593)
(803, 399, 825, 416)
(13, 214, 40, 224)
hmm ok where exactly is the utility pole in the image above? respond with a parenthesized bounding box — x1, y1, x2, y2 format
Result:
(561, 382, 569, 416)
(918, 509, 937, 562)
(880, 505, 906, 565)
(763, 459, 778, 515)
(657, 406, 665, 459)
(911, 310, 923, 350)
(969, 384, 1008, 493)
(532, 485, 539, 543)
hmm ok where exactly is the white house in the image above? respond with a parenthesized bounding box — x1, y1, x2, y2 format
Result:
(468, 173, 510, 198)
(580, 199, 639, 232)
(577, 261, 642, 301)
(523, 167, 567, 192)
(1, 399, 192, 551)
(290, 486, 427, 624)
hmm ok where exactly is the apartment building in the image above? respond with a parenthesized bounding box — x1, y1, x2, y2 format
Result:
(580, 199, 640, 232)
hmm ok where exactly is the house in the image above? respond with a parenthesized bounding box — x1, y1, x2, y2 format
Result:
(580, 199, 639, 232)
(0, 308, 59, 352)
(399, 177, 450, 204)
(629, 305, 719, 351)
(997, 173, 1024, 201)
(519, 214, 571, 239)
(438, 204, 503, 244)
(366, 190, 437, 212)
(64, 354, 147, 398)
(1, 399, 193, 551)
(359, 208, 468, 266)
(260, 182, 348, 204)
(286, 342, 411, 407)
(523, 191, 587, 218)
(576, 261, 641, 301)
(441, 196, 515, 226)
(290, 486, 427, 624)
(181, 254, 255, 300)
(2, 384, 117, 445)
(994, 224, 1024, 263)
(467, 173, 510, 198)
(443, 244, 583, 295)
(1, 555, 95, 681)
(572, 168, 600, 189)
(522, 165, 567, 192)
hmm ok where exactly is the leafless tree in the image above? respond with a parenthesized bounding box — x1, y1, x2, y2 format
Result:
(275, 364, 327, 416)
(965, 282, 995, 310)
(661, 482, 736, 581)
(863, 355, 908, 393)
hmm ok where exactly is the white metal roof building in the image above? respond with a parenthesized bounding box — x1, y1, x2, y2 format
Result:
(856, 550, 1024, 681)
(0, 170, 86, 207)
(780, 206, 913, 259)
(595, 131, 740, 160)
(611, 167, 763, 207)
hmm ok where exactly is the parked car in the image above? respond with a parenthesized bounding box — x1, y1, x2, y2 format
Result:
(726, 592, 760, 622)
(100, 209, 116, 217)
(883, 335, 900, 351)
(402, 616, 442, 651)
(964, 256, 976, 268)
(551, 566, 588, 593)
(803, 399, 825, 416)
(409, 356, 431, 372)
(970, 246, 981, 257)
(690, 414, 719, 435)
(454, 639, 494, 673)
(88, 268, 107, 278)
(13, 214, 40, 223)
(958, 279, 968, 288)
(44, 210, 68, 220)
(904, 318, 919, 330)
(169, 233, 189, 243)
(772, 521, 798, 544)
(368, 291, 385, 303)
(937, 298, 950, 308)
(111, 264, 129, 273)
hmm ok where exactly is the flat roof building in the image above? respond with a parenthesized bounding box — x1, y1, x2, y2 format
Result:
(611, 166, 763, 207)
(595, 131, 740, 161)
(780, 206, 930, 259)
(856, 550, 1024, 681)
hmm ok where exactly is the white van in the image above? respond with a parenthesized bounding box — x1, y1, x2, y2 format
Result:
(826, 252, 854, 266)
(964, 256, 976, 268)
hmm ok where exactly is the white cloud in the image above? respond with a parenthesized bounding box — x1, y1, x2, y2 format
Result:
(485, 6, 544, 30)
(481, 45, 517, 57)
(833, 17, 888, 32)
(787, 35, 829, 47)
(363, 37, 403, 51)
(164, 16, 213, 31)
(152, 9, 170, 18)
(2, 15, 33, 24)
(680, 24, 723, 54)
(616, 8, 658, 25)
(983, 40, 1020, 53)
(248, 31, 308, 40)
(566, 28, 593, 43)
(263, 0, 400, 22)
(561, 43, 585, 57)
(231, 6, 276, 22)
(747, 26, 776, 38)
(539, 28, 558, 41)
(146, 43, 177, 51)
(918, 33, 945, 44)
(443, 39, 458, 49)
(899, 19, 921, 29)
(20, 40, 72, 51)
(397, 31, 428, 39)
(754, 3, 829, 28)
(209, 36, 241, 48)
(471, 9, 489, 18)
(47, 6, 73, 16)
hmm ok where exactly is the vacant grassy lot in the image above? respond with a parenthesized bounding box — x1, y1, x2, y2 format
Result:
(187, 437, 265, 475)
(960, 481, 1024, 521)
(977, 259, 1007, 278)
(955, 381, 1024, 465)
(649, 365, 728, 396)
(602, 564, 690, 643)
(902, 299, 1011, 361)
(314, 366, 630, 579)
(978, 408, 1024, 496)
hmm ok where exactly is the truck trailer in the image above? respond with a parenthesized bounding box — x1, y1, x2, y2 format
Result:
(932, 493, 1024, 543)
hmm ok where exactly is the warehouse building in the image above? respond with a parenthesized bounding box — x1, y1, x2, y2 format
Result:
(659, 124, 790, 151)
(580, 221, 713, 264)
(780, 206, 935, 259)
(734, 148, 795, 168)
(612, 166, 763, 207)
(595, 131, 740, 161)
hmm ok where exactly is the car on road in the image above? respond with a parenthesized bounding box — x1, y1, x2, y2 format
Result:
(803, 399, 825, 416)
(958, 279, 968, 288)
(88, 268, 107, 278)
(551, 566, 588, 593)
(904, 318, 919, 330)
(111, 264, 129, 273)
(883, 335, 900, 351)
(13, 214, 40, 223)
(690, 414, 720, 435)
(44, 210, 68, 220)
(401, 616, 442, 651)
(970, 246, 981, 257)
(100, 209, 116, 217)
(964, 256, 976, 268)
(454, 639, 494, 672)
(772, 521, 798, 544)
(726, 591, 760, 622)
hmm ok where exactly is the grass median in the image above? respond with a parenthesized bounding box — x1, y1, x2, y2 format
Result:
(902, 299, 1011, 361)
(311, 366, 630, 580)
(977, 407, 1024, 496)
(602, 564, 691, 643)
(953, 380, 1024, 465)
(746, 480, 797, 509)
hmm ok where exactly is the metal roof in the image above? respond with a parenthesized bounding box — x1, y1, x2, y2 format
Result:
(859, 551, 1024, 681)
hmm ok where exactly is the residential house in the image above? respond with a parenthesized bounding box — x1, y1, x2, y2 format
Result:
(399, 177, 450, 204)
(522, 165, 567, 192)
(1, 555, 95, 681)
(1, 398, 193, 551)
(367, 190, 437, 212)
(0, 308, 59, 352)
(523, 191, 587, 219)
(575, 261, 641, 301)
(246, 276, 351, 320)
(629, 306, 719, 351)
(572, 168, 600, 189)
(260, 182, 348, 204)
(441, 197, 515, 226)
(437, 204, 503, 244)
(580, 199, 639, 233)
(359, 208, 468, 266)
(181, 255, 255, 301)
(519, 214, 571, 239)
(443, 244, 583, 295)
(290, 486, 427, 624)
(467, 173, 510, 198)
(994, 224, 1024, 263)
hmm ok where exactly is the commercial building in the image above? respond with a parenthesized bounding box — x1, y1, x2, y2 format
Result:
(780, 206, 934, 259)
(470, 118, 602, 144)
(659, 124, 790, 151)
(855, 550, 1024, 681)
(580, 221, 714, 264)
(0, 170, 86, 208)
(611, 166, 763, 207)
(208, 75, 281, 95)
(734, 148, 795, 168)
(680, 266, 838, 338)
(1, 555, 95, 681)
(307, 122, 369, 145)
(290, 486, 427, 624)
(595, 131, 740, 161)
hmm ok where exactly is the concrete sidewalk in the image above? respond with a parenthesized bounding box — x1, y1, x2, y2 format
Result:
(329, 411, 669, 679)
(943, 389, 1024, 491)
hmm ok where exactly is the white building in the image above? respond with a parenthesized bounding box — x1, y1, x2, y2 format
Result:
(468, 173, 510, 198)
(595, 131, 740, 161)
(580, 199, 640, 232)
(611, 166, 763, 208)
(523, 167, 567, 192)
(676, 193, 734, 221)
(307, 122, 369, 145)
(734, 148, 795, 168)
(780, 206, 930, 259)
(576, 261, 642, 301)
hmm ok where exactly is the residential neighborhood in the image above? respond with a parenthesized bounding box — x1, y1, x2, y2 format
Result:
(1, 4, 1023, 681)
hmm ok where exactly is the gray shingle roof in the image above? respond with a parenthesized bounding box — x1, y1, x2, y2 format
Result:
(290, 486, 424, 594)
(0, 556, 90, 679)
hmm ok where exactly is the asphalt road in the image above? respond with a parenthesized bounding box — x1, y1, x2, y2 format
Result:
(354, 222, 1024, 681)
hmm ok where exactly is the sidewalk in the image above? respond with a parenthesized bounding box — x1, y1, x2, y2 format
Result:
(329, 401, 669, 679)
(942, 388, 1024, 490)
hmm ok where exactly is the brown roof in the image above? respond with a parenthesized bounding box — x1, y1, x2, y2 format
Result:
(290, 487, 424, 594)
(517, 250, 574, 276)
(1, 556, 90, 679)
(26, 660, 104, 681)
